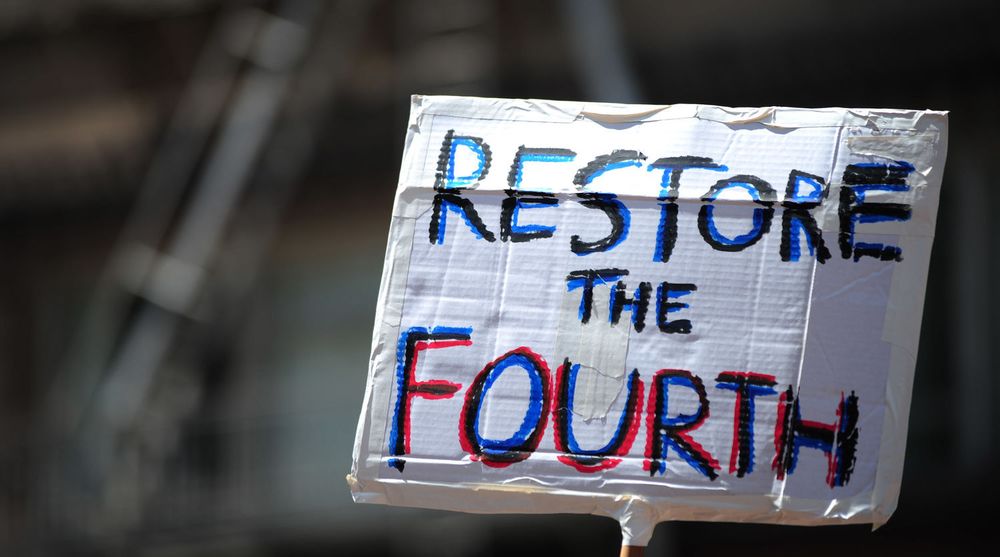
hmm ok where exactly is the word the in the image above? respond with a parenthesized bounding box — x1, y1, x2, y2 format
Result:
(566, 268, 696, 334)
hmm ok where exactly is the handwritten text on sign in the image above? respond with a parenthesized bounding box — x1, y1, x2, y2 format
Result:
(386, 128, 913, 486)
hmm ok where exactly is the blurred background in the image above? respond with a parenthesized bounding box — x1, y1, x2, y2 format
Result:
(0, 0, 996, 555)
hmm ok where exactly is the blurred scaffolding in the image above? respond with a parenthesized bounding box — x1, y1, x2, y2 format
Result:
(0, 1, 998, 555)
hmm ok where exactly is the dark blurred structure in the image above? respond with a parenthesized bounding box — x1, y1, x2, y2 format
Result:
(0, 0, 996, 555)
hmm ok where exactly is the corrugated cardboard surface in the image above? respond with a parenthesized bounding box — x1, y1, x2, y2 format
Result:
(350, 96, 947, 545)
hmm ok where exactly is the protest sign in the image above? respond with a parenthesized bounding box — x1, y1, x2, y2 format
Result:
(348, 95, 947, 545)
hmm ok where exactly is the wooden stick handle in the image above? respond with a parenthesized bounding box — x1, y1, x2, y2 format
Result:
(620, 545, 645, 557)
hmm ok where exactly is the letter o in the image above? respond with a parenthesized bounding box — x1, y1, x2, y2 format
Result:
(459, 347, 551, 467)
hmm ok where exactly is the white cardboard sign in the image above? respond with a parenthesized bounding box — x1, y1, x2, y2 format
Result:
(349, 96, 947, 545)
